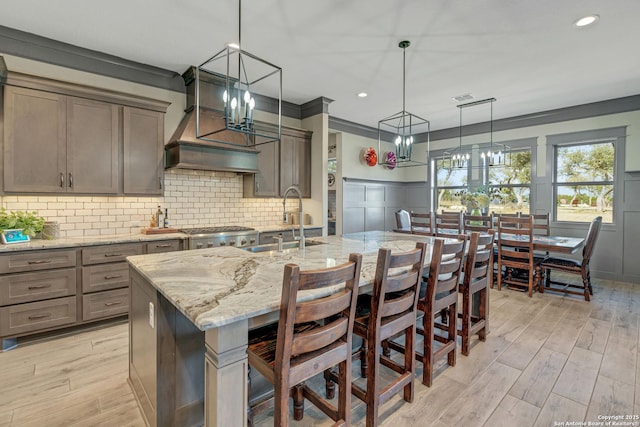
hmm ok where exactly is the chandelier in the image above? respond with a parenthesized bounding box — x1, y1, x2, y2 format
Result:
(445, 97, 509, 169)
(377, 41, 430, 168)
(195, 0, 282, 147)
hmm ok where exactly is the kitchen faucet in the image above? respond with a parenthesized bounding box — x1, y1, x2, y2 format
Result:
(283, 185, 305, 250)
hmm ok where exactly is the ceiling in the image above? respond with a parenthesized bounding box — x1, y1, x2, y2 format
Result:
(2, 0, 640, 131)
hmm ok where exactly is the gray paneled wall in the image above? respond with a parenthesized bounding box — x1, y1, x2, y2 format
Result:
(342, 179, 428, 233)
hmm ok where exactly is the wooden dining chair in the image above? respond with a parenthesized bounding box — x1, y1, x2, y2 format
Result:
(539, 216, 602, 301)
(435, 212, 462, 237)
(458, 230, 495, 356)
(247, 253, 362, 427)
(327, 242, 426, 427)
(521, 213, 550, 236)
(497, 215, 543, 297)
(386, 236, 465, 386)
(410, 211, 434, 236)
(462, 213, 492, 233)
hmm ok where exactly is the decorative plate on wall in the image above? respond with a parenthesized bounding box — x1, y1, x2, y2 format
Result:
(363, 147, 377, 166)
(384, 151, 397, 170)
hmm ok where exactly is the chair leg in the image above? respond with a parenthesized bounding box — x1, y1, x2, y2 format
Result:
(324, 369, 335, 399)
(403, 326, 415, 403)
(423, 306, 434, 387)
(497, 262, 502, 291)
(447, 302, 457, 367)
(274, 381, 288, 427)
(582, 268, 591, 302)
(292, 384, 304, 421)
(478, 288, 487, 341)
(545, 268, 551, 288)
(365, 337, 379, 427)
(337, 360, 350, 425)
(360, 338, 368, 378)
(461, 291, 470, 356)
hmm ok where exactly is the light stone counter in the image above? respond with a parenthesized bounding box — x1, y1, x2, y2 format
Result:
(127, 231, 436, 332)
(127, 231, 439, 427)
(251, 224, 322, 232)
(0, 232, 187, 252)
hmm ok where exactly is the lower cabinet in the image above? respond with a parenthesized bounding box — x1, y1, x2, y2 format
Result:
(0, 238, 184, 348)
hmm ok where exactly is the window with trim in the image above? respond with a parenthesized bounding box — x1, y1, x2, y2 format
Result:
(488, 149, 532, 214)
(554, 141, 614, 223)
(433, 157, 468, 211)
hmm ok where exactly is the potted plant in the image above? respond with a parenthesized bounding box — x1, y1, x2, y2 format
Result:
(0, 208, 46, 242)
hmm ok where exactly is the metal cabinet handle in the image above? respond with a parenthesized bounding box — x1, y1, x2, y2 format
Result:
(159, 177, 162, 190)
(104, 275, 123, 280)
(60, 172, 65, 188)
(155, 244, 172, 248)
(103, 253, 122, 258)
(68, 172, 73, 188)
(104, 300, 122, 307)
(28, 260, 52, 265)
(28, 284, 52, 290)
(28, 312, 52, 320)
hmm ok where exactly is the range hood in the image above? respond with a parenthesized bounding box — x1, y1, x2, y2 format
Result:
(165, 67, 260, 174)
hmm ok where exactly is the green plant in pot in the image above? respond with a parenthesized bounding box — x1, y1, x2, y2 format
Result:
(0, 208, 46, 237)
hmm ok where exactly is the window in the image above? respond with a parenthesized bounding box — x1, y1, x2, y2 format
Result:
(488, 149, 532, 214)
(434, 157, 468, 211)
(554, 141, 614, 223)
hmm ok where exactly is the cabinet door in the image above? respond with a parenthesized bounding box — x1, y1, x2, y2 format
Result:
(254, 139, 279, 197)
(3, 86, 67, 193)
(280, 134, 311, 197)
(123, 107, 164, 195)
(67, 97, 119, 193)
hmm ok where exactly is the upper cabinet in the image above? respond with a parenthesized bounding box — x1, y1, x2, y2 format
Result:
(243, 125, 312, 198)
(2, 71, 169, 195)
(123, 107, 164, 195)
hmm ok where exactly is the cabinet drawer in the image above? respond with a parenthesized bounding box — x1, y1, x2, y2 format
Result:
(82, 288, 129, 321)
(82, 263, 129, 293)
(0, 296, 77, 336)
(82, 243, 143, 265)
(145, 240, 181, 254)
(305, 228, 323, 238)
(0, 268, 76, 306)
(0, 249, 76, 274)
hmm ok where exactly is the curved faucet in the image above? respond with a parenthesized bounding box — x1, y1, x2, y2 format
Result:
(283, 185, 305, 249)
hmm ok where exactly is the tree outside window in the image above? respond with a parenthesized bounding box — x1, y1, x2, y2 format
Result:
(435, 158, 467, 211)
(554, 142, 614, 223)
(488, 150, 531, 214)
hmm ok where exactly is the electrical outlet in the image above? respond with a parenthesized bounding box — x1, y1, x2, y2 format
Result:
(149, 302, 155, 329)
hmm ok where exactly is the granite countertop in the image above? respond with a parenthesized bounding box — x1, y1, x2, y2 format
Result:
(253, 224, 323, 232)
(127, 231, 437, 332)
(0, 232, 187, 253)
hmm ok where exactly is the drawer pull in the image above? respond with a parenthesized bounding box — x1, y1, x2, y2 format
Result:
(28, 284, 52, 290)
(156, 244, 172, 248)
(104, 300, 123, 307)
(28, 260, 52, 265)
(28, 312, 52, 320)
(104, 275, 123, 280)
(103, 253, 123, 258)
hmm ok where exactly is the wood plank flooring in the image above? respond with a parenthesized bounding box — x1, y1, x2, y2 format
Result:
(2, 275, 640, 426)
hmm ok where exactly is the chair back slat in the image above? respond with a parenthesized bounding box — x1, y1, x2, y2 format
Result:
(276, 253, 362, 365)
(370, 242, 427, 337)
(582, 216, 603, 262)
(295, 289, 352, 324)
(410, 211, 434, 236)
(435, 213, 462, 237)
(463, 231, 495, 289)
(463, 214, 492, 233)
(521, 213, 550, 236)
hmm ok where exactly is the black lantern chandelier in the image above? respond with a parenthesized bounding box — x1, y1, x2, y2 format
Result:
(195, 0, 282, 147)
(377, 41, 430, 168)
(445, 97, 509, 169)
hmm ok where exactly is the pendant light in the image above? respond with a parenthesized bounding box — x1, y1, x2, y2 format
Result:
(195, 0, 282, 147)
(377, 41, 430, 168)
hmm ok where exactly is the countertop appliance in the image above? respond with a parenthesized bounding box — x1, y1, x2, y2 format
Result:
(179, 226, 258, 250)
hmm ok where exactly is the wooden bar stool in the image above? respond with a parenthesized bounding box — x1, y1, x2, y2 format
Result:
(387, 236, 465, 386)
(328, 242, 427, 427)
(458, 230, 495, 356)
(247, 253, 363, 427)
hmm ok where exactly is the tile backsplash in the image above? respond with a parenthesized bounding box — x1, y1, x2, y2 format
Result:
(0, 169, 298, 238)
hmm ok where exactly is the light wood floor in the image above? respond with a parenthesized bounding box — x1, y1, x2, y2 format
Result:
(1, 276, 639, 427)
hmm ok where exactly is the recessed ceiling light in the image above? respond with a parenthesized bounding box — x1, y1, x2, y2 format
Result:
(574, 14, 599, 27)
(357, 92, 368, 98)
(452, 94, 474, 102)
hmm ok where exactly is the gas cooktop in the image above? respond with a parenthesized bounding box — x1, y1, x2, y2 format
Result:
(178, 226, 255, 235)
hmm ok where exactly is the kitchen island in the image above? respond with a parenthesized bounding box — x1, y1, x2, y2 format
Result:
(127, 231, 437, 427)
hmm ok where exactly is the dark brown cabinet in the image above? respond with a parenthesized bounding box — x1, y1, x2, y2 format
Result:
(3, 86, 120, 194)
(243, 125, 312, 198)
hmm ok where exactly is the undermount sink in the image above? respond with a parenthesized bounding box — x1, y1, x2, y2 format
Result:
(243, 240, 326, 253)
